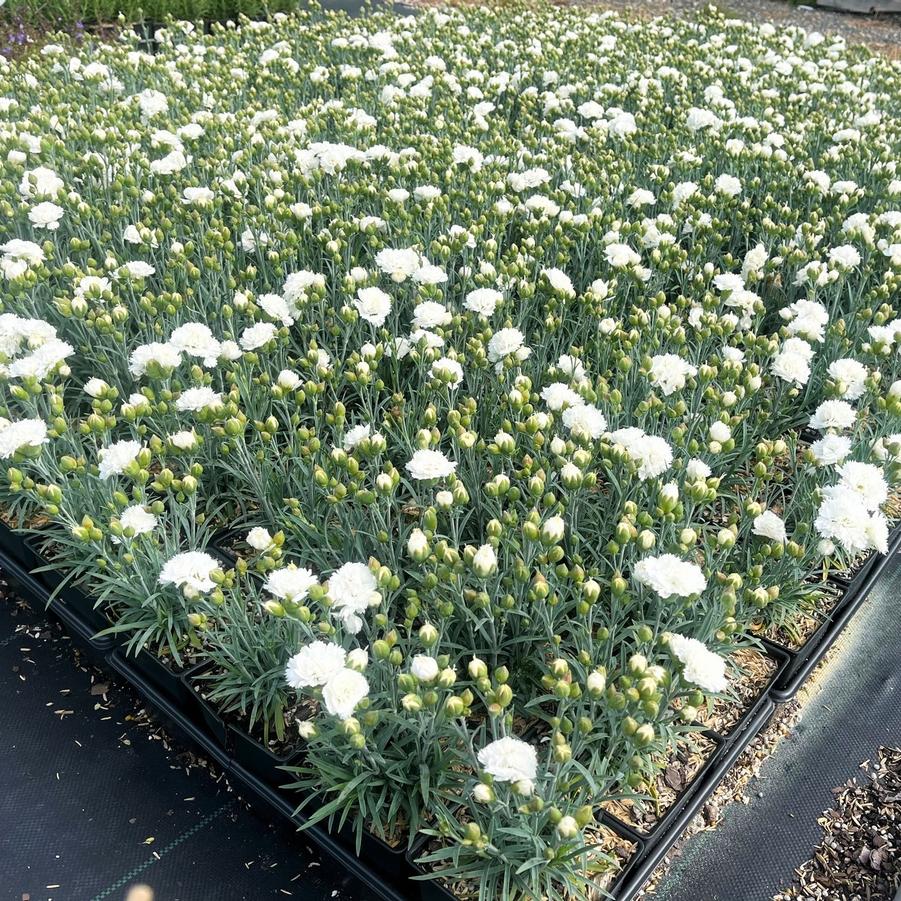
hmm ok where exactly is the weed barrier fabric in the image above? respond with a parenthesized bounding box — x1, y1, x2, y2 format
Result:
(649, 547, 901, 901)
(0, 594, 369, 900)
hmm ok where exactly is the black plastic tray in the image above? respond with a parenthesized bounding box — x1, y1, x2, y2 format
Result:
(769, 524, 901, 703)
(106, 645, 419, 901)
(0, 515, 897, 901)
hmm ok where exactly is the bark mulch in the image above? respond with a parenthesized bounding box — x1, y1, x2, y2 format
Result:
(773, 746, 901, 901)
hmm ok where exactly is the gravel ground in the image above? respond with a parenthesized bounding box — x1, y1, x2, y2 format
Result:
(567, 0, 901, 58)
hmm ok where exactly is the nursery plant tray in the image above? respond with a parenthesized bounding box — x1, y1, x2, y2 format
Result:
(768, 523, 901, 703)
(0, 519, 896, 901)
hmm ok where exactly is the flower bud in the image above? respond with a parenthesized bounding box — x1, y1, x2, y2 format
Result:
(402, 693, 423, 713)
(540, 515, 566, 545)
(407, 528, 429, 562)
(472, 543, 498, 577)
(468, 657, 488, 680)
(587, 670, 606, 697)
(419, 623, 439, 647)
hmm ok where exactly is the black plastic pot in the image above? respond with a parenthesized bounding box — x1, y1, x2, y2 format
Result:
(827, 548, 878, 591)
(0, 536, 114, 663)
(116, 647, 205, 713)
(227, 722, 303, 788)
(770, 526, 901, 703)
(0, 520, 38, 572)
(608, 700, 777, 901)
(22, 536, 111, 637)
(705, 642, 790, 748)
(184, 667, 230, 750)
(209, 528, 241, 565)
(133, 21, 161, 53)
(107, 650, 233, 773)
(107, 647, 415, 901)
(335, 819, 427, 884)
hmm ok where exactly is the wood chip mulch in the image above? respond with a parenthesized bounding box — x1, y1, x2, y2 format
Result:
(773, 746, 901, 901)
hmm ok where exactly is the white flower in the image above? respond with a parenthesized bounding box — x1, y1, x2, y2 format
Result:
(246, 527, 272, 551)
(327, 562, 379, 633)
(431, 357, 463, 388)
(472, 543, 498, 577)
(815, 485, 885, 555)
(477, 737, 538, 784)
(628, 188, 655, 207)
(1, 239, 44, 265)
(610, 429, 674, 481)
(413, 263, 447, 285)
(168, 430, 198, 450)
(772, 339, 813, 387)
(265, 565, 318, 602)
(410, 655, 439, 682)
(686, 458, 712, 480)
(285, 641, 347, 689)
(562, 404, 607, 440)
(28, 201, 64, 230)
(407, 529, 429, 560)
(742, 243, 769, 278)
(406, 449, 457, 480)
(123, 261, 155, 279)
(714, 174, 742, 196)
(129, 342, 181, 377)
(649, 354, 697, 396)
(355, 287, 392, 326)
(828, 358, 868, 401)
(811, 434, 852, 466)
(7, 338, 74, 380)
(686, 107, 722, 132)
(633, 554, 707, 599)
(277, 369, 301, 390)
(412, 301, 451, 330)
(541, 383, 583, 411)
(709, 421, 731, 443)
(283, 270, 325, 305)
(608, 111, 637, 138)
(753, 510, 787, 543)
(119, 505, 158, 537)
(605, 243, 641, 268)
(19, 166, 64, 199)
(464, 288, 502, 316)
(556, 355, 586, 383)
(150, 149, 189, 175)
(170, 322, 221, 366)
(346, 648, 368, 671)
(838, 461, 887, 512)
(809, 400, 856, 432)
(240, 322, 277, 351)
(98, 439, 142, 480)
(0, 419, 48, 458)
(375, 247, 421, 282)
(828, 244, 861, 270)
(322, 668, 369, 719)
(666, 634, 728, 693)
(84, 377, 109, 397)
(487, 327, 529, 364)
(258, 294, 294, 326)
(175, 386, 223, 413)
(159, 551, 218, 595)
(182, 186, 215, 207)
(136, 88, 168, 118)
(542, 267, 575, 297)
(344, 424, 372, 450)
